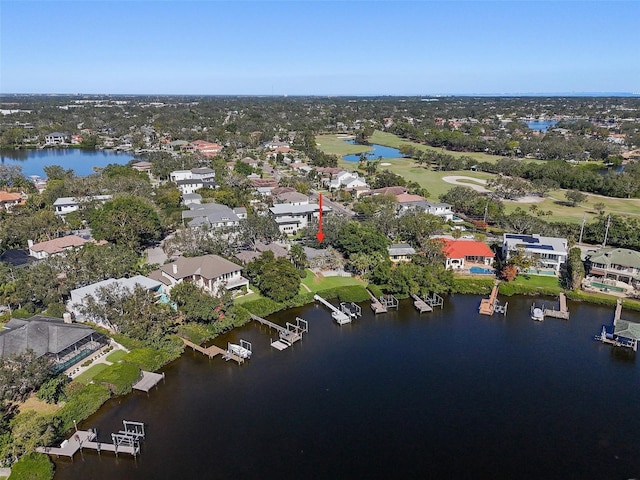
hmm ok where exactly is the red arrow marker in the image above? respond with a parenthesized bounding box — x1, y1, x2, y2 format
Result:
(316, 194, 324, 242)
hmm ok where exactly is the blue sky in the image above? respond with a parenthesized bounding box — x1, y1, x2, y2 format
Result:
(1, 1, 638, 95)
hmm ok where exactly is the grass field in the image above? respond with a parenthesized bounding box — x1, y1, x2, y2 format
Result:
(316, 134, 367, 156)
(19, 395, 62, 415)
(74, 363, 109, 385)
(106, 349, 127, 363)
(300, 270, 365, 293)
(511, 275, 562, 290)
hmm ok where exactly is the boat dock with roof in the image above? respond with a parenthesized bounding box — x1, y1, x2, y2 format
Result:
(595, 299, 639, 352)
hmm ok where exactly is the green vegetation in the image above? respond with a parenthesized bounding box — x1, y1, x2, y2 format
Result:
(121, 347, 176, 372)
(105, 350, 127, 363)
(93, 363, 141, 395)
(55, 383, 112, 432)
(73, 363, 109, 385)
(6, 452, 53, 480)
(300, 270, 366, 293)
(499, 275, 563, 296)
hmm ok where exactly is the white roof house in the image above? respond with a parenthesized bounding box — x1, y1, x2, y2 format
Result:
(502, 233, 568, 274)
(68, 275, 163, 328)
(329, 171, 368, 190)
(269, 203, 331, 235)
(53, 195, 113, 216)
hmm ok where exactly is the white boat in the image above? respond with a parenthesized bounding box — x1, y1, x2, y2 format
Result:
(227, 343, 252, 359)
(531, 305, 544, 321)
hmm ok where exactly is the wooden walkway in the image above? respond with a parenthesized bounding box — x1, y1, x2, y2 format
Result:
(133, 371, 165, 393)
(250, 314, 307, 348)
(367, 290, 387, 314)
(411, 293, 432, 313)
(479, 282, 499, 315)
(37, 426, 142, 458)
(314, 294, 350, 324)
(543, 292, 570, 320)
(180, 337, 244, 364)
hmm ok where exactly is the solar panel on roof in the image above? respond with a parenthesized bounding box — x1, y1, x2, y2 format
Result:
(506, 234, 539, 243)
(534, 245, 555, 251)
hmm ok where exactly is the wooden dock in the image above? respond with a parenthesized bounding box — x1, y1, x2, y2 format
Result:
(543, 292, 570, 320)
(367, 289, 387, 314)
(250, 314, 307, 349)
(314, 294, 351, 325)
(133, 371, 165, 393)
(181, 337, 244, 364)
(37, 421, 146, 458)
(411, 293, 432, 313)
(479, 283, 499, 315)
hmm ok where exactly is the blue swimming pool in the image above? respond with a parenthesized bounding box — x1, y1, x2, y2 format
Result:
(470, 267, 494, 275)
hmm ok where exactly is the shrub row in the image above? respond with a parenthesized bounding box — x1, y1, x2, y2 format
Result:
(499, 281, 563, 297)
(93, 362, 141, 395)
(55, 383, 111, 433)
(450, 277, 495, 295)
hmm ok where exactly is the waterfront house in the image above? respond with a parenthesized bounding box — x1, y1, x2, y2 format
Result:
(235, 242, 289, 264)
(28, 235, 89, 259)
(68, 275, 163, 328)
(45, 132, 71, 145)
(388, 243, 416, 262)
(0, 315, 107, 374)
(156, 255, 248, 295)
(441, 239, 495, 271)
(584, 247, 640, 292)
(501, 233, 567, 274)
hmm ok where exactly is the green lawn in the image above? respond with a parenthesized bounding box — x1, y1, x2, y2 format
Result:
(234, 292, 263, 305)
(74, 363, 109, 385)
(300, 270, 366, 293)
(512, 275, 562, 290)
(316, 134, 367, 155)
(106, 349, 127, 363)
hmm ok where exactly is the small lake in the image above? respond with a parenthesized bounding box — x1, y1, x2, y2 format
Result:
(0, 148, 136, 178)
(342, 141, 404, 162)
(53, 295, 640, 480)
(525, 120, 558, 132)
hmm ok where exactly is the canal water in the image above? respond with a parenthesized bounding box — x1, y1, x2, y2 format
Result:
(0, 148, 135, 178)
(53, 296, 640, 480)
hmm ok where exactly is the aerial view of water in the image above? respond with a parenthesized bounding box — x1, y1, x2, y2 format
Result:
(342, 141, 404, 162)
(53, 295, 640, 480)
(525, 120, 558, 132)
(0, 148, 136, 178)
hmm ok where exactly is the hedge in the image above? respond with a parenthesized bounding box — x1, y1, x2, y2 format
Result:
(93, 362, 141, 395)
(55, 383, 111, 432)
(121, 348, 173, 372)
(450, 277, 495, 295)
(7, 452, 53, 480)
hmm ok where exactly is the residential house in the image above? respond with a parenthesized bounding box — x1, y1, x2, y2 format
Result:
(502, 233, 568, 274)
(53, 195, 112, 216)
(235, 241, 289, 264)
(584, 247, 640, 291)
(363, 186, 408, 197)
(68, 275, 163, 328)
(28, 235, 89, 259)
(156, 255, 248, 295)
(170, 168, 217, 195)
(45, 132, 71, 145)
(0, 315, 107, 374)
(441, 239, 495, 271)
(329, 171, 368, 190)
(131, 161, 153, 175)
(0, 191, 23, 210)
(397, 194, 454, 221)
(182, 202, 247, 229)
(191, 140, 223, 157)
(269, 202, 330, 235)
(274, 191, 309, 205)
(388, 243, 416, 262)
(182, 193, 202, 206)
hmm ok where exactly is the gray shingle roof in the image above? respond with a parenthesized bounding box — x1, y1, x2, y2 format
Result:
(0, 316, 97, 358)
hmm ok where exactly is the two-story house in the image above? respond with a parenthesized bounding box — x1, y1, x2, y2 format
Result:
(53, 195, 113, 216)
(157, 255, 248, 295)
(502, 233, 568, 274)
(269, 202, 331, 235)
(584, 247, 640, 291)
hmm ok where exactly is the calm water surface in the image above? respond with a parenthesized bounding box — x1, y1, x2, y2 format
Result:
(342, 141, 403, 162)
(53, 296, 640, 480)
(0, 149, 135, 177)
(525, 120, 558, 132)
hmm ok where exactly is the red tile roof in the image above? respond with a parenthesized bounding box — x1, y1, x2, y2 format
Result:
(395, 193, 425, 203)
(441, 239, 494, 259)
